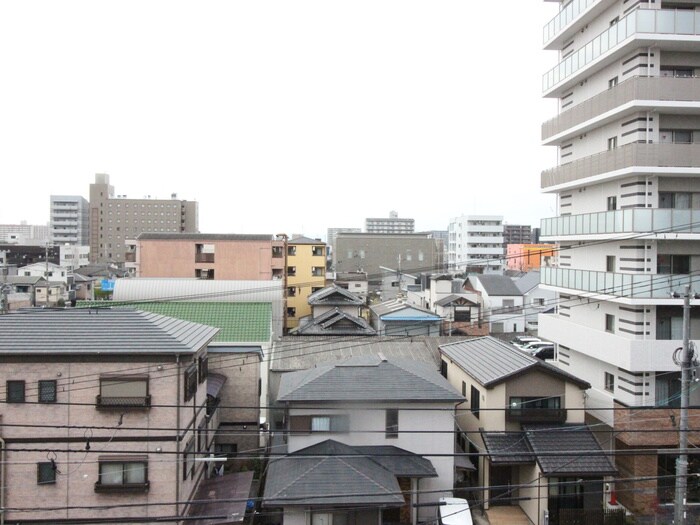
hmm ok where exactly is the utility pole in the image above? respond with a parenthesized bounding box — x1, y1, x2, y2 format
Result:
(674, 284, 692, 525)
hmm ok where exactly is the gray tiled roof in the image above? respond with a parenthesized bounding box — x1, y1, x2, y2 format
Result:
(137, 233, 274, 241)
(307, 285, 364, 306)
(474, 275, 521, 296)
(288, 236, 325, 245)
(353, 446, 437, 478)
(294, 309, 376, 336)
(263, 440, 404, 507)
(277, 356, 463, 403)
(5, 276, 45, 286)
(434, 294, 478, 307)
(371, 300, 441, 319)
(514, 271, 541, 294)
(482, 432, 536, 464)
(523, 424, 618, 476)
(439, 336, 590, 389)
(0, 308, 219, 355)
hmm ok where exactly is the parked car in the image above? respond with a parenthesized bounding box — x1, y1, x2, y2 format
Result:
(438, 497, 473, 525)
(531, 345, 555, 360)
(521, 341, 553, 352)
(511, 336, 541, 348)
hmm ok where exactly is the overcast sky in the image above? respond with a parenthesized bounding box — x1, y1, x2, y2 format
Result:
(0, 1, 559, 240)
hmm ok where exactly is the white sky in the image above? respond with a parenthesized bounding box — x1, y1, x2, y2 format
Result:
(0, 1, 560, 240)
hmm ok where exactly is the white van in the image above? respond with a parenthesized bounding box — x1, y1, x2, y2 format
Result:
(438, 497, 473, 525)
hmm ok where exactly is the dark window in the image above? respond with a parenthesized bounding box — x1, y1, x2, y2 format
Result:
(287, 246, 297, 256)
(214, 443, 237, 458)
(604, 372, 615, 392)
(657, 254, 690, 274)
(287, 286, 297, 297)
(287, 307, 296, 317)
(606, 256, 616, 272)
(7, 381, 25, 403)
(312, 246, 324, 257)
(184, 365, 198, 402)
(607, 196, 617, 211)
(183, 439, 195, 481)
(38, 380, 57, 403)
(440, 360, 448, 379)
(287, 266, 296, 276)
(605, 314, 615, 333)
(385, 409, 399, 439)
(471, 386, 480, 419)
(37, 462, 56, 485)
(98, 376, 150, 409)
(454, 308, 471, 322)
(198, 356, 208, 384)
(461, 381, 467, 397)
(197, 419, 208, 455)
(288, 415, 349, 434)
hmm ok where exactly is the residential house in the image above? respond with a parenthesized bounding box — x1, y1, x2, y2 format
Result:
(264, 355, 464, 524)
(439, 337, 616, 525)
(0, 308, 249, 524)
(18, 261, 68, 283)
(285, 236, 327, 331)
(466, 274, 525, 334)
(293, 284, 376, 336)
(72, 273, 97, 301)
(3, 275, 46, 306)
(370, 298, 442, 336)
(332, 270, 369, 299)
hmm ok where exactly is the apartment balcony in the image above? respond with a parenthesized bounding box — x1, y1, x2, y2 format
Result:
(543, 8, 700, 96)
(542, 76, 700, 143)
(541, 208, 700, 240)
(543, 0, 615, 50)
(539, 313, 688, 372)
(195, 253, 215, 263)
(124, 252, 136, 263)
(541, 142, 700, 191)
(506, 407, 567, 424)
(541, 266, 700, 302)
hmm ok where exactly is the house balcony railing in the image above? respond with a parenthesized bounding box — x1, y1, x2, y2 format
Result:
(541, 208, 700, 238)
(543, 8, 700, 93)
(195, 253, 215, 263)
(541, 143, 700, 189)
(124, 253, 136, 263)
(542, 76, 700, 141)
(506, 408, 567, 423)
(96, 395, 151, 409)
(543, 0, 601, 45)
(541, 266, 700, 298)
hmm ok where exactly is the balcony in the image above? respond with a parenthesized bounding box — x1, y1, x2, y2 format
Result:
(506, 408, 567, 423)
(124, 252, 136, 263)
(195, 253, 215, 263)
(543, 8, 700, 95)
(541, 142, 700, 190)
(543, 0, 612, 48)
(542, 76, 700, 142)
(541, 266, 700, 300)
(541, 208, 700, 239)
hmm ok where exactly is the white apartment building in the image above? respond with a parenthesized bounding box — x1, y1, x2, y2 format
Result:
(539, 0, 700, 515)
(50, 195, 90, 245)
(447, 215, 504, 273)
(365, 210, 415, 234)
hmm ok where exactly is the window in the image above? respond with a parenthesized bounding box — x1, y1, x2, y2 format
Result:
(454, 308, 471, 322)
(98, 376, 150, 408)
(287, 286, 296, 297)
(289, 415, 349, 434)
(470, 386, 480, 418)
(96, 457, 148, 492)
(287, 266, 296, 276)
(287, 307, 296, 317)
(675, 130, 693, 144)
(385, 409, 399, 438)
(184, 365, 198, 402)
(37, 462, 56, 485)
(610, 16, 619, 25)
(198, 356, 208, 384)
(605, 372, 615, 392)
(272, 246, 283, 258)
(197, 419, 208, 456)
(606, 256, 616, 273)
(214, 443, 237, 458)
(312, 246, 324, 257)
(183, 439, 195, 481)
(461, 381, 467, 397)
(509, 396, 561, 419)
(503, 299, 514, 309)
(7, 381, 25, 403)
(607, 196, 617, 211)
(440, 360, 448, 379)
(608, 76, 618, 89)
(287, 246, 296, 256)
(312, 266, 324, 277)
(38, 380, 57, 403)
(657, 254, 690, 274)
(607, 136, 617, 150)
(605, 314, 615, 333)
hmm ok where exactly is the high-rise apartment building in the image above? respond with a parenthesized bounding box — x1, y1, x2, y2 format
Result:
(447, 215, 504, 274)
(539, 1, 700, 515)
(0, 223, 49, 246)
(89, 173, 198, 264)
(50, 195, 89, 246)
(503, 223, 532, 246)
(365, 211, 414, 234)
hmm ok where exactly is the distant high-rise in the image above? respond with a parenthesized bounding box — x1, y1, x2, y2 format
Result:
(365, 211, 414, 234)
(0, 222, 49, 246)
(503, 223, 532, 246)
(447, 215, 504, 274)
(50, 195, 89, 246)
(89, 173, 198, 264)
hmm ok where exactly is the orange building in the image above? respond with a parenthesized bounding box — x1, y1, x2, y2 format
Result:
(506, 243, 556, 272)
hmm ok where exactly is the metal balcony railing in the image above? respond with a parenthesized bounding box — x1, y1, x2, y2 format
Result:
(506, 408, 567, 423)
(96, 395, 151, 409)
(543, 0, 600, 44)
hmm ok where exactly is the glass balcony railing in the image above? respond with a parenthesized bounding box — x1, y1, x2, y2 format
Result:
(542, 76, 700, 141)
(541, 142, 700, 189)
(543, 9, 700, 92)
(541, 209, 700, 237)
(543, 0, 599, 44)
(541, 266, 700, 298)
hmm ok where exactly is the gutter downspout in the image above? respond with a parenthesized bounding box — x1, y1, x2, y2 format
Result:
(175, 354, 181, 519)
(0, 435, 4, 525)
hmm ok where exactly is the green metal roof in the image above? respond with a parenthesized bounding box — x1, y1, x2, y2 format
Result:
(77, 301, 271, 343)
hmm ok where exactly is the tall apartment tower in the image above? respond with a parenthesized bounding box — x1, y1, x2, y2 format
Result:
(365, 211, 415, 234)
(89, 173, 198, 264)
(50, 195, 89, 246)
(539, 1, 700, 515)
(447, 215, 504, 274)
(503, 223, 532, 246)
